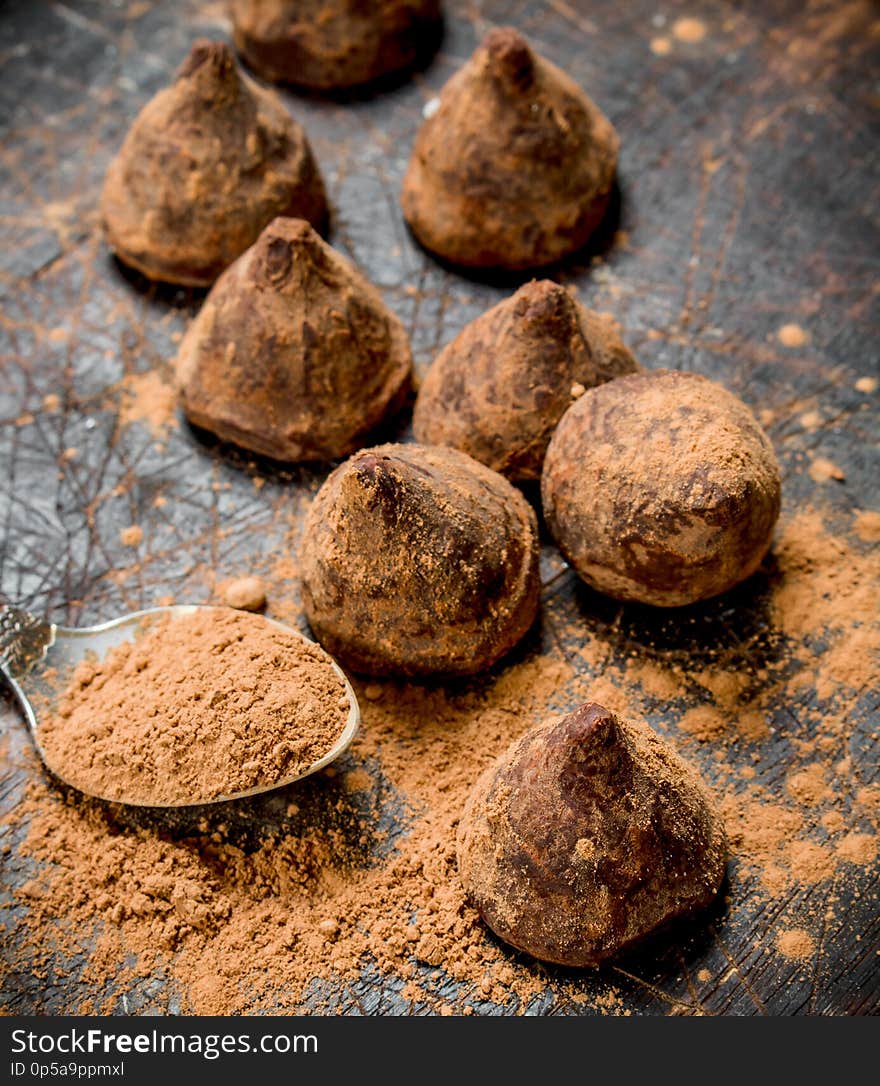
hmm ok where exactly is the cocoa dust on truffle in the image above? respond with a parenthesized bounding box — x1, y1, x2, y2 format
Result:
(414, 280, 638, 480)
(231, 0, 442, 90)
(102, 41, 327, 286)
(300, 443, 540, 677)
(175, 218, 413, 462)
(401, 27, 618, 269)
(457, 701, 727, 967)
(542, 369, 782, 606)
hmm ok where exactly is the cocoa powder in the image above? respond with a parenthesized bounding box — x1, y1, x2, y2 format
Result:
(2, 505, 878, 1013)
(36, 609, 350, 806)
(776, 929, 815, 961)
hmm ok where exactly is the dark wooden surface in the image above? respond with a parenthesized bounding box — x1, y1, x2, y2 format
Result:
(1, 0, 878, 1015)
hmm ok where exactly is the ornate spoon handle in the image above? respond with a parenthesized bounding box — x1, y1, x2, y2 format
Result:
(0, 606, 54, 679)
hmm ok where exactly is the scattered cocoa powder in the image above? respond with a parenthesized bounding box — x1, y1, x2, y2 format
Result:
(119, 525, 143, 547)
(853, 509, 880, 542)
(782, 522, 870, 636)
(799, 410, 822, 430)
(787, 765, 832, 806)
(776, 929, 815, 961)
(36, 609, 351, 806)
(118, 370, 177, 438)
(672, 17, 707, 44)
(837, 832, 878, 867)
(679, 705, 728, 742)
(694, 668, 750, 705)
(789, 840, 835, 885)
(808, 457, 845, 483)
(2, 504, 877, 1013)
(623, 658, 683, 702)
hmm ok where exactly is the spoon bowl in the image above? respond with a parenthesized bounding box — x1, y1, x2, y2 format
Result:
(0, 604, 360, 807)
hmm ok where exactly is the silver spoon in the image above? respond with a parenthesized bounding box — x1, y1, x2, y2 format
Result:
(0, 603, 360, 808)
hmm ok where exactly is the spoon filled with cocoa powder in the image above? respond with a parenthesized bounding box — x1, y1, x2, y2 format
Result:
(0, 604, 359, 807)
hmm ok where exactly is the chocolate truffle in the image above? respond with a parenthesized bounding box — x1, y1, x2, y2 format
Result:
(300, 443, 540, 676)
(413, 280, 638, 480)
(101, 40, 327, 287)
(457, 701, 727, 967)
(401, 27, 618, 270)
(175, 218, 413, 461)
(231, 0, 442, 90)
(541, 370, 782, 607)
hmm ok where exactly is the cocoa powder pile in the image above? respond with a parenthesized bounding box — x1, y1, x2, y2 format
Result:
(35, 609, 351, 806)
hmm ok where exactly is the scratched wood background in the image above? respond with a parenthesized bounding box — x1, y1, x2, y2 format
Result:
(1, 0, 878, 1015)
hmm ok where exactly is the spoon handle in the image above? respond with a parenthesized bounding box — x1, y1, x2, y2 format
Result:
(0, 606, 54, 679)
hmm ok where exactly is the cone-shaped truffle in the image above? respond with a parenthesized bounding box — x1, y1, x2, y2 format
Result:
(401, 28, 618, 270)
(231, 0, 442, 90)
(541, 370, 782, 606)
(413, 280, 638, 480)
(300, 444, 540, 676)
(102, 40, 327, 286)
(175, 218, 413, 461)
(457, 702, 727, 967)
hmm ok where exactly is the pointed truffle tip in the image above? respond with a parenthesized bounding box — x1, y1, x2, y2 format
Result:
(513, 279, 577, 327)
(510, 275, 573, 314)
(352, 452, 385, 477)
(264, 216, 320, 246)
(178, 39, 239, 85)
(347, 453, 404, 510)
(561, 701, 621, 746)
(255, 218, 324, 285)
(481, 27, 535, 91)
(553, 701, 627, 788)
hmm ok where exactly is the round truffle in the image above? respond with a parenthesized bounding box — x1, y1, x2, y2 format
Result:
(101, 40, 327, 287)
(231, 0, 442, 90)
(401, 27, 618, 270)
(541, 369, 782, 606)
(175, 218, 413, 461)
(457, 701, 727, 967)
(413, 280, 638, 480)
(300, 444, 540, 676)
